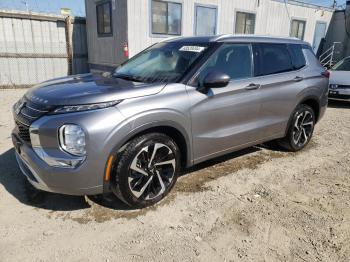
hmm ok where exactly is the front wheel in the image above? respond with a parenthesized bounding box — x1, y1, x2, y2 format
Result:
(278, 104, 315, 152)
(111, 133, 181, 208)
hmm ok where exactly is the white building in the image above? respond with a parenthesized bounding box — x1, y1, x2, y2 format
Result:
(85, 0, 334, 72)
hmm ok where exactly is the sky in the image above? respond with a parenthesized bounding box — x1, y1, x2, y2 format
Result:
(0, 0, 86, 16)
(0, 0, 347, 17)
(307, 0, 346, 8)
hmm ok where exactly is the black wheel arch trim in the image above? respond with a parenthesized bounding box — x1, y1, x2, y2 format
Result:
(103, 120, 192, 193)
(284, 95, 319, 137)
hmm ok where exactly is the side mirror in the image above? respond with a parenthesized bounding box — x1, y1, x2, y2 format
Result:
(198, 71, 230, 93)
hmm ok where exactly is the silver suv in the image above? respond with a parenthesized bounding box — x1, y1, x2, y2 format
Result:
(12, 35, 329, 208)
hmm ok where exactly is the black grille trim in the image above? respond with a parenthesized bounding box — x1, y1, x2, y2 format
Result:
(14, 97, 54, 143)
(15, 120, 31, 142)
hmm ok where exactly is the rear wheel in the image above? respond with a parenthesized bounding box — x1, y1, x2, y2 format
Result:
(111, 133, 180, 208)
(278, 104, 315, 152)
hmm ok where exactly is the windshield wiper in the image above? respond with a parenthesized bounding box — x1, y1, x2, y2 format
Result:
(113, 74, 144, 82)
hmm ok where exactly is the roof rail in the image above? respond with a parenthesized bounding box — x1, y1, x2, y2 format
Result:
(212, 34, 234, 41)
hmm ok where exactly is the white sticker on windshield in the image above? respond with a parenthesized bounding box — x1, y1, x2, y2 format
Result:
(179, 46, 206, 53)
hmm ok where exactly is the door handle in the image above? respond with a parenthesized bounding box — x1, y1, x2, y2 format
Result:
(294, 76, 304, 82)
(245, 83, 261, 90)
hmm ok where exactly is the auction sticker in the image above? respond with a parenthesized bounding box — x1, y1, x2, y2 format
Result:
(179, 46, 206, 52)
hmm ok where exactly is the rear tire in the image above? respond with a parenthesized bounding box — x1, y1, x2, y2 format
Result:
(278, 104, 315, 152)
(111, 133, 181, 208)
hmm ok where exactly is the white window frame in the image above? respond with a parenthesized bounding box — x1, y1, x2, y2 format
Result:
(149, 0, 183, 38)
(194, 3, 218, 36)
(233, 9, 257, 35)
(290, 18, 307, 40)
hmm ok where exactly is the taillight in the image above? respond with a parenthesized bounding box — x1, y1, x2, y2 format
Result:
(322, 70, 330, 78)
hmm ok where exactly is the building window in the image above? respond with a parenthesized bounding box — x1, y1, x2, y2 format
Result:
(235, 12, 256, 34)
(96, 1, 112, 36)
(290, 19, 306, 40)
(195, 5, 217, 36)
(151, 0, 182, 35)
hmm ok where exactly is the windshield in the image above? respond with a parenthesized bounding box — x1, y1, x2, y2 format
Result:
(114, 42, 209, 83)
(332, 57, 350, 71)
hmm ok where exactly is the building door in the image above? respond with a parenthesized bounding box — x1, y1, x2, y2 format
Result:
(194, 5, 217, 35)
(313, 22, 327, 53)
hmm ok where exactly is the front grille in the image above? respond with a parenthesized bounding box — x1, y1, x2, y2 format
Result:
(14, 98, 53, 143)
(328, 93, 350, 100)
(16, 120, 31, 142)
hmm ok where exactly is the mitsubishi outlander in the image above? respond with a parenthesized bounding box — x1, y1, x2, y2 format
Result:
(12, 35, 329, 208)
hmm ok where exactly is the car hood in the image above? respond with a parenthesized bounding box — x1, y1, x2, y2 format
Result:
(25, 73, 166, 106)
(329, 70, 350, 85)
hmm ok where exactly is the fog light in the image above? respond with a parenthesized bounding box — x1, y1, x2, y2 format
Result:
(59, 124, 86, 156)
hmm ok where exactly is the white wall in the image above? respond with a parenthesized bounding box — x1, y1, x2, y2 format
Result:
(127, 0, 333, 57)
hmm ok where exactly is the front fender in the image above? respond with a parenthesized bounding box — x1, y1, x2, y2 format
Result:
(102, 109, 193, 168)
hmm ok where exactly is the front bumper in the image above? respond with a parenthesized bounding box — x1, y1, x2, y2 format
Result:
(13, 133, 104, 195)
(12, 106, 130, 196)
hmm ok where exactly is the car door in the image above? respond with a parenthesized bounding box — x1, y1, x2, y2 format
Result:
(186, 43, 263, 164)
(252, 43, 308, 138)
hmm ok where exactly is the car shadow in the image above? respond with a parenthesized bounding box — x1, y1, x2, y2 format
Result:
(0, 148, 90, 211)
(0, 144, 273, 212)
(83, 147, 265, 211)
(328, 100, 350, 109)
(181, 146, 262, 176)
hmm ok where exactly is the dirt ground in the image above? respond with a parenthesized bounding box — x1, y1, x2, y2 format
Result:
(0, 89, 349, 262)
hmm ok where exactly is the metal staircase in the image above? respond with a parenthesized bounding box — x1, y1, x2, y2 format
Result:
(319, 42, 341, 68)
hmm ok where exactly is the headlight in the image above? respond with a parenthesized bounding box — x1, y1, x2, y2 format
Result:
(30, 125, 85, 168)
(59, 124, 86, 156)
(53, 100, 121, 114)
(329, 84, 338, 90)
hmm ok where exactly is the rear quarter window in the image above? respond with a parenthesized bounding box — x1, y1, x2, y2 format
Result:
(288, 44, 306, 70)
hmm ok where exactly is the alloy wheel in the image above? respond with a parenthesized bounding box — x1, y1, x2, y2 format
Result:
(128, 143, 176, 200)
(292, 110, 314, 147)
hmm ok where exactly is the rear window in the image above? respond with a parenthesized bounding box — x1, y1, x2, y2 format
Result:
(257, 43, 294, 76)
(288, 44, 306, 70)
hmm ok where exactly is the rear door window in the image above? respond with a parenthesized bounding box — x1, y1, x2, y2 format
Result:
(256, 43, 294, 76)
(288, 44, 306, 70)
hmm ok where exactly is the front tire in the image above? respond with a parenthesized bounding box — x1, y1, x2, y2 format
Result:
(111, 133, 181, 208)
(278, 104, 315, 152)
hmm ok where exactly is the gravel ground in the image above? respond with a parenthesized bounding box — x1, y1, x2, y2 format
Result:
(0, 89, 349, 262)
